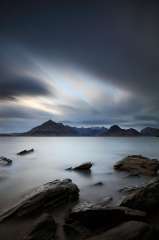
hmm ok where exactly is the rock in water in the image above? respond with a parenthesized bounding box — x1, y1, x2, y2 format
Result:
(120, 177, 159, 212)
(66, 162, 93, 171)
(85, 221, 151, 240)
(24, 214, 57, 240)
(0, 156, 12, 166)
(114, 155, 159, 176)
(17, 148, 34, 155)
(0, 179, 79, 221)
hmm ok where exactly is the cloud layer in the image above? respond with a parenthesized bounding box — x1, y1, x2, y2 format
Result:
(0, 1, 159, 132)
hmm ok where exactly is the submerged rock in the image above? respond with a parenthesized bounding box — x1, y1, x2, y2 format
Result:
(24, 214, 57, 240)
(114, 155, 159, 176)
(17, 148, 34, 155)
(0, 156, 12, 166)
(66, 162, 93, 171)
(93, 182, 104, 186)
(85, 221, 152, 240)
(0, 179, 79, 221)
(120, 177, 159, 212)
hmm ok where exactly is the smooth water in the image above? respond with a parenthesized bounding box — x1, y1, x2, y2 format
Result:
(0, 137, 158, 213)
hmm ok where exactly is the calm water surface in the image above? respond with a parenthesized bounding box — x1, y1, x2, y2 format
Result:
(0, 137, 158, 213)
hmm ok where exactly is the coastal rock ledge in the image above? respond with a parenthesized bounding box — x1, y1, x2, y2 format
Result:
(0, 179, 79, 221)
(114, 155, 159, 176)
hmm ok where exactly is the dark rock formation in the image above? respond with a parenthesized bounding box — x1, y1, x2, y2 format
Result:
(66, 162, 93, 171)
(65, 200, 146, 238)
(120, 177, 159, 212)
(85, 221, 152, 240)
(114, 155, 159, 176)
(0, 156, 12, 165)
(24, 214, 57, 240)
(93, 182, 104, 186)
(17, 148, 34, 155)
(0, 179, 79, 221)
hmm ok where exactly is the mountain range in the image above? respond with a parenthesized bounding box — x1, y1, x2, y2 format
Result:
(1, 120, 159, 137)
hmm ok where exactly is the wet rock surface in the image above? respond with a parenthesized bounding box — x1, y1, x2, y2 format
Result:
(66, 162, 93, 171)
(0, 179, 79, 221)
(120, 177, 159, 212)
(85, 221, 155, 240)
(114, 155, 159, 176)
(65, 200, 146, 239)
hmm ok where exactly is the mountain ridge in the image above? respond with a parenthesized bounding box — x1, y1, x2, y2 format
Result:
(0, 120, 159, 136)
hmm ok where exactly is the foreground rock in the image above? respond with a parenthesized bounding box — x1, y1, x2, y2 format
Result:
(66, 162, 93, 171)
(0, 156, 12, 166)
(65, 201, 146, 238)
(24, 214, 57, 240)
(0, 179, 79, 221)
(17, 148, 34, 155)
(85, 221, 155, 240)
(121, 177, 159, 212)
(114, 155, 159, 176)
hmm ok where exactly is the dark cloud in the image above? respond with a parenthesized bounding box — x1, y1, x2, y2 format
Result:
(0, 76, 50, 100)
(0, 0, 159, 130)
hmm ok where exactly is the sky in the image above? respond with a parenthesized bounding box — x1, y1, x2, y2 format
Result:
(0, 0, 159, 132)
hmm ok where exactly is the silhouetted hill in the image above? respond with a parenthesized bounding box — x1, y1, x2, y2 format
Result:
(102, 125, 141, 136)
(25, 120, 77, 136)
(141, 127, 159, 137)
(1, 120, 159, 137)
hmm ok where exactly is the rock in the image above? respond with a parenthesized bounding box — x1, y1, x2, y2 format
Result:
(0, 179, 79, 221)
(17, 148, 34, 155)
(93, 182, 104, 186)
(66, 162, 93, 171)
(24, 214, 57, 240)
(65, 201, 146, 237)
(85, 221, 151, 240)
(120, 177, 159, 212)
(114, 155, 159, 176)
(0, 156, 12, 166)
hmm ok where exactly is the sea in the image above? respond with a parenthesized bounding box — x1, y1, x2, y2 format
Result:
(0, 136, 158, 213)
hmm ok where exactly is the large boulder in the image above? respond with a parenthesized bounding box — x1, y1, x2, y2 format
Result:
(85, 221, 154, 240)
(65, 201, 146, 238)
(0, 179, 79, 221)
(114, 155, 159, 176)
(120, 177, 159, 212)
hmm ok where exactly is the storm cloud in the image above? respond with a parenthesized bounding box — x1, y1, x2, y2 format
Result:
(0, 0, 159, 131)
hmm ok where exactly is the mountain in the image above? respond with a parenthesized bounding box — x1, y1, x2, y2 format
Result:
(25, 120, 77, 136)
(102, 125, 141, 136)
(141, 127, 159, 137)
(1, 120, 159, 136)
(23, 120, 106, 136)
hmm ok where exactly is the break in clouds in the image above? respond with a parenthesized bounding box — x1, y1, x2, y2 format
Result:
(0, 0, 159, 132)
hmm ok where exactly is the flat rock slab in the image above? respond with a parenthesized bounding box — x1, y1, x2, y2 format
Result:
(85, 221, 151, 240)
(0, 179, 79, 221)
(114, 155, 159, 176)
(120, 177, 159, 212)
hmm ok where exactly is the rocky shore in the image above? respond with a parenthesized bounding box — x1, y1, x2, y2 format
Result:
(1, 156, 159, 239)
